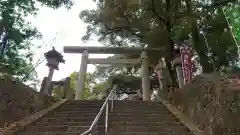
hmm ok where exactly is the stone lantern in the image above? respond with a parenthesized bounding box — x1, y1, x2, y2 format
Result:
(43, 47, 65, 96)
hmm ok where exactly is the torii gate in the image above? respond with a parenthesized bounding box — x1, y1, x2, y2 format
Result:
(63, 46, 164, 100)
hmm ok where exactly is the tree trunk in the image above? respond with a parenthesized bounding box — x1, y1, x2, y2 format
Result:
(186, 0, 215, 73)
(165, 31, 178, 86)
(164, 0, 178, 86)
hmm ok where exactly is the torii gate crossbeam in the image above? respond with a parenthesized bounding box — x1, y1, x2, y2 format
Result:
(63, 46, 164, 101)
(64, 46, 164, 54)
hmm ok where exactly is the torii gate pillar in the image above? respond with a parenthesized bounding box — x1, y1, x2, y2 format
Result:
(141, 51, 150, 100)
(75, 50, 89, 100)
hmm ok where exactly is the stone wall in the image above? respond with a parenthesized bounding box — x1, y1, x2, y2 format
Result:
(0, 76, 57, 129)
(162, 73, 240, 135)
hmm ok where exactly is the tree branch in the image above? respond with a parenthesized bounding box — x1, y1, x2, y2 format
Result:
(151, 0, 167, 25)
(106, 3, 144, 38)
(117, 6, 131, 27)
(106, 26, 143, 38)
(166, 0, 171, 12)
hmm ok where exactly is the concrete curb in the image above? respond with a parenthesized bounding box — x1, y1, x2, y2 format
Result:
(2, 99, 69, 135)
(159, 98, 204, 135)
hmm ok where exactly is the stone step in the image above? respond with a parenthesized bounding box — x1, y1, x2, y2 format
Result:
(113, 102, 165, 105)
(112, 108, 168, 111)
(48, 113, 172, 118)
(32, 121, 96, 126)
(113, 101, 165, 104)
(110, 125, 190, 132)
(61, 104, 102, 108)
(109, 112, 172, 117)
(38, 117, 180, 125)
(44, 113, 103, 117)
(61, 106, 167, 109)
(109, 117, 179, 122)
(111, 108, 169, 111)
(64, 102, 104, 104)
(112, 104, 166, 107)
(40, 115, 176, 122)
(17, 131, 104, 135)
(20, 125, 105, 132)
(52, 112, 100, 116)
(39, 114, 178, 122)
(110, 121, 185, 127)
(51, 110, 101, 114)
(40, 117, 105, 123)
(67, 100, 105, 102)
(64, 101, 166, 107)
(65, 100, 105, 104)
(111, 111, 171, 114)
(51, 113, 171, 118)
(55, 109, 169, 114)
(32, 121, 183, 127)
(107, 131, 192, 135)
(112, 101, 164, 105)
(110, 114, 177, 119)
(58, 107, 101, 110)
(60, 106, 102, 109)
(63, 103, 167, 109)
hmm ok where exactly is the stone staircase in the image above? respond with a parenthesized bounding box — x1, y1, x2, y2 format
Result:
(12, 100, 194, 135)
(109, 100, 193, 135)
(14, 100, 106, 135)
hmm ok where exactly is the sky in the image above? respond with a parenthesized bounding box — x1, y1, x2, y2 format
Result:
(28, 0, 112, 83)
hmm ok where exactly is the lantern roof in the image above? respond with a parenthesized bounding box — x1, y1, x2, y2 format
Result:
(44, 47, 65, 63)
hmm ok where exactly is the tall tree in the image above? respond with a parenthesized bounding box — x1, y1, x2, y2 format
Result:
(0, 0, 73, 81)
(80, 0, 239, 80)
(80, 0, 186, 84)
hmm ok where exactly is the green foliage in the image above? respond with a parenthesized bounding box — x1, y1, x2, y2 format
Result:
(52, 71, 105, 100)
(52, 85, 64, 100)
(80, 0, 239, 75)
(223, 3, 240, 44)
(91, 81, 110, 99)
(68, 72, 92, 99)
(0, 0, 73, 82)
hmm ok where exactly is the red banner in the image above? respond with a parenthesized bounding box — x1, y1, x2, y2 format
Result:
(180, 46, 194, 84)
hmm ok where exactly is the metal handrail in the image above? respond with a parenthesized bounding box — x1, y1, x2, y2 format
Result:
(80, 84, 117, 135)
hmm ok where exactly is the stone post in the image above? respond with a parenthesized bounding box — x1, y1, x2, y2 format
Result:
(48, 82, 54, 96)
(75, 50, 89, 100)
(43, 67, 54, 95)
(173, 56, 184, 88)
(63, 77, 71, 99)
(40, 77, 47, 93)
(158, 58, 166, 90)
(141, 51, 150, 100)
(156, 58, 167, 100)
